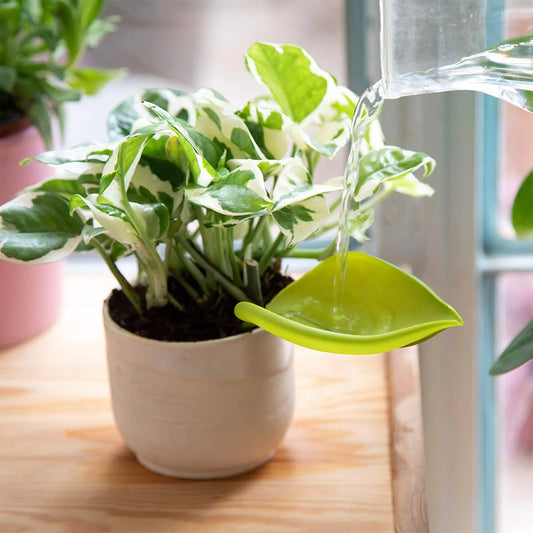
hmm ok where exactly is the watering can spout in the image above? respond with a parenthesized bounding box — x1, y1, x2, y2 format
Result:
(379, 0, 488, 99)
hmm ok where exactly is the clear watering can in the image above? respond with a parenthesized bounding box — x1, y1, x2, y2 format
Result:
(379, 0, 533, 109)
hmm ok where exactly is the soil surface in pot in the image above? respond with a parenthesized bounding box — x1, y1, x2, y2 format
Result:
(108, 268, 293, 342)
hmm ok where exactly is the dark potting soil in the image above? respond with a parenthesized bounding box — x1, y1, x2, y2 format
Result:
(107, 268, 293, 342)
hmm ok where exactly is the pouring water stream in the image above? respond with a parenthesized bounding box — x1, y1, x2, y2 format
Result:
(333, 37, 533, 318)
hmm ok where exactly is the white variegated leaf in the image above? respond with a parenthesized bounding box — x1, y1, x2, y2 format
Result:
(100, 134, 151, 206)
(245, 43, 339, 128)
(185, 167, 273, 217)
(193, 88, 266, 160)
(131, 202, 169, 241)
(387, 173, 435, 197)
(144, 102, 219, 186)
(347, 209, 374, 243)
(0, 192, 83, 264)
(355, 146, 436, 202)
(70, 194, 140, 246)
(273, 195, 330, 244)
(240, 99, 290, 158)
(273, 160, 342, 208)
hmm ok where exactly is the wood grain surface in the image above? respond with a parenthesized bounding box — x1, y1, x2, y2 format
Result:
(0, 272, 425, 533)
(387, 347, 429, 533)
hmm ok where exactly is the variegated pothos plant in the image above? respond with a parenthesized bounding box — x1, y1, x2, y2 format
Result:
(0, 42, 436, 315)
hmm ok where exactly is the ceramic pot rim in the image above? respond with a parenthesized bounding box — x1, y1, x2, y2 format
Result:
(0, 118, 33, 140)
(103, 297, 262, 348)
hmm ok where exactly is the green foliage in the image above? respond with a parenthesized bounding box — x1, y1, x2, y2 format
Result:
(492, 166, 533, 375)
(512, 169, 533, 238)
(0, 0, 118, 147)
(0, 42, 437, 319)
(490, 319, 533, 375)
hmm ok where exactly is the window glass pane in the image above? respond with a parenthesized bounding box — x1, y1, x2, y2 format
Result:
(496, 272, 533, 533)
(496, 6, 533, 240)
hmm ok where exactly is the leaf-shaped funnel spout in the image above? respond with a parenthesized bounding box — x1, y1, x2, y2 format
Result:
(235, 253, 463, 354)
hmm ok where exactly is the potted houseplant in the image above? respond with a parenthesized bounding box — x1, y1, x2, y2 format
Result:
(0, 0, 117, 347)
(0, 42, 462, 478)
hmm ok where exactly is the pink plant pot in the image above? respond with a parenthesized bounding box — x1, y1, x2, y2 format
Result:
(0, 121, 63, 349)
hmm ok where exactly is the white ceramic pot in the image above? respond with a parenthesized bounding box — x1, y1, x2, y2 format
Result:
(103, 302, 295, 479)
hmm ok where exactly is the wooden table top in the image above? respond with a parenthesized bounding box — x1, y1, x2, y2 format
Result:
(0, 272, 428, 533)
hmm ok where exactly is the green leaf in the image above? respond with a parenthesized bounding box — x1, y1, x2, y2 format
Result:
(27, 99, 53, 150)
(193, 88, 264, 160)
(272, 159, 342, 208)
(100, 134, 151, 205)
(512, 169, 533, 238)
(235, 252, 463, 354)
(0, 192, 84, 263)
(347, 209, 374, 243)
(355, 146, 436, 202)
(273, 196, 329, 244)
(78, 0, 105, 29)
(107, 95, 140, 139)
(25, 142, 112, 166)
(490, 319, 533, 375)
(27, 176, 87, 198)
(145, 101, 219, 186)
(389, 173, 435, 197)
(131, 202, 169, 241)
(70, 194, 139, 246)
(245, 42, 334, 123)
(84, 16, 118, 48)
(0, 66, 17, 91)
(185, 168, 273, 216)
(68, 67, 122, 95)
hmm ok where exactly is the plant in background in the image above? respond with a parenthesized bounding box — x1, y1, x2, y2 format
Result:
(491, 168, 533, 375)
(0, 0, 118, 147)
(0, 42, 455, 345)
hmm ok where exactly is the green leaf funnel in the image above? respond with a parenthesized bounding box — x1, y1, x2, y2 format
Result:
(235, 253, 463, 354)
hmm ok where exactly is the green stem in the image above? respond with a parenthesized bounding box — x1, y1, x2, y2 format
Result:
(360, 185, 395, 211)
(178, 235, 252, 303)
(169, 266, 202, 301)
(122, 202, 168, 307)
(93, 241, 142, 314)
(167, 293, 185, 311)
(240, 217, 266, 254)
(284, 239, 337, 260)
(258, 232, 285, 275)
(226, 227, 242, 286)
(245, 259, 263, 306)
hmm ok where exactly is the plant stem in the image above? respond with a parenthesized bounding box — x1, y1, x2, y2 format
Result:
(284, 239, 337, 260)
(93, 241, 142, 314)
(245, 259, 263, 306)
(122, 201, 168, 307)
(240, 217, 265, 254)
(167, 293, 185, 311)
(226, 227, 242, 285)
(258, 232, 285, 275)
(179, 248, 208, 295)
(177, 235, 252, 303)
(169, 266, 202, 301)
(360, 185, 395, 211)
